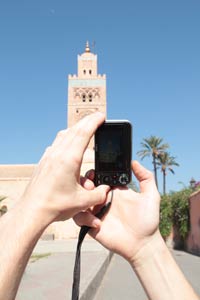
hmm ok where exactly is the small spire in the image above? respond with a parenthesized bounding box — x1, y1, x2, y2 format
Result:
(85, 41, 90, 53)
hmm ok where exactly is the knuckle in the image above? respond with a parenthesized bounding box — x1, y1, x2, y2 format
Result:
(70, 152, 82, 166)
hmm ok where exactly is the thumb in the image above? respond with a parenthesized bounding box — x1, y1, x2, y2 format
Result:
(81, 185, 110, 210)
(132, 160, 158, 194)
(74, 211, 101, 228)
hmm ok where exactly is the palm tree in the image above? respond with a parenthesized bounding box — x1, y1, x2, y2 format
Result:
(137, 136, 169, 189)
(157, 152, 179, 195)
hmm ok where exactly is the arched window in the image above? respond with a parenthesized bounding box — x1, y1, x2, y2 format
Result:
(89, 70, 92, 75)
(83, 70, 86, 75)
(89, 94, 92, 102)
(82, 94, 86, 102)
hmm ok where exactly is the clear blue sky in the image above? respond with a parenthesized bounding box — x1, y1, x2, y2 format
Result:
(0, 0, 200, 193)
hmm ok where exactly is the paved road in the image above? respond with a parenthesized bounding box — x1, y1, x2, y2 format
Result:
(16, 240, 110, 300)
(94, 249, 200, 300)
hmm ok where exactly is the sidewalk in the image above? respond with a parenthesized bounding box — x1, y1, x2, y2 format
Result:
(16, 239, 112, 300)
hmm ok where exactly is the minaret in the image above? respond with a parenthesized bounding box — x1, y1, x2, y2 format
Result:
(67, 42, 107, 133)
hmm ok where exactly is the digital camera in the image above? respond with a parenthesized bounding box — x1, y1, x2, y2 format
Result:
(95, 120, 132, 186)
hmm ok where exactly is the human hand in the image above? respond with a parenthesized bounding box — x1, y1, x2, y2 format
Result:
(21, 112, 110, 226)
(74, 161, 161, 264)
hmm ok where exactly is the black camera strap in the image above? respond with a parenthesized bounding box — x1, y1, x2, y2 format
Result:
(71, 190, 113, 300)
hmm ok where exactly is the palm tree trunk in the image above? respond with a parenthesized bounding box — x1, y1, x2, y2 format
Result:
(163, 170, 166, 195)
(153, 155, 158, 189)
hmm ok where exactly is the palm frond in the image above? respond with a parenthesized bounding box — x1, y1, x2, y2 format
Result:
(157, 152, 179, 174)
(137, 136, 169, 160)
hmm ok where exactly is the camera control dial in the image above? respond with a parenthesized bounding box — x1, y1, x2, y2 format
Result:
(119, 173, 129, 185)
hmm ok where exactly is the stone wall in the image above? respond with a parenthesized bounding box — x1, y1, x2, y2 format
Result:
(186, 190, 200, 255)
(0, 165, 35, 208)
(0, 152, 94, 239)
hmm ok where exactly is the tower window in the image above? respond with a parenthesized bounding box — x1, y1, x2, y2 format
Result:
(89, 70, 92, 75)
(89, 94, 92, 102)
(82, 94, 86, 102)
(83, 70, 86, 75)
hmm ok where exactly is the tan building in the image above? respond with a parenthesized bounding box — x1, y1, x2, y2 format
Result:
(186, 190, 200, 255)
(0, 42, 107, 239)
(68, 41, 106, 152)
(68, 41, 106, 129)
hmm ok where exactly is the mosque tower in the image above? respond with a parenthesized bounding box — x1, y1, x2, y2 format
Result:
(67, 42, 107, 136)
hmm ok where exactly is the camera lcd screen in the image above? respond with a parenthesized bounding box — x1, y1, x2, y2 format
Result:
(95, 121, 132, 186)
(97, 126, 125, 171)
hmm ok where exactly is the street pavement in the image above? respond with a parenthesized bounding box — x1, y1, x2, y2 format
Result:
(16, 239, 200, 300)
(16, 239, 111, 300)
(94, 249, 200, 300)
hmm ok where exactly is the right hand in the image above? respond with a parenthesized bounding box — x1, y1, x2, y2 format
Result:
(74, 161, 161, 264)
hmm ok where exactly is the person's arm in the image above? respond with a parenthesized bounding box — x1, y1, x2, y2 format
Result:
(74, 161, 199, 300)
(0, 199, 49, 300)
(0, 112, 110, 300)
(131, 231, 198, 300)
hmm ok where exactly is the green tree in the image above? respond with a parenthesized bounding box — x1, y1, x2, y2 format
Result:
(159, 188, 191, 244)
(157, 152, 179, 195)
(171, 188, 191, 247)
(137, 136, 169, 189)
(159, 195, 173, 239)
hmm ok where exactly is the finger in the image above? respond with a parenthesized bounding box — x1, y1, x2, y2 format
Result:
(79, 185, 110, 211)
(80, 176, 95, 190)
(131, 160, 158, 194)
(73, 211, 101, 228)
(73, 112, 105, 133)
(89, 190, 113, 216)
(39, 146, 52, 161)
(85, 169, 95, 181)
(53, 113, 104, 168)
(80, 176, 85, 186)
(52, 129, 68, 147)
(70, 112, 105, 159)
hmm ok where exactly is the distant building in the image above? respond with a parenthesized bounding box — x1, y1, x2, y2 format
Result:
(68, 41, 106, 129)
(0, 43, 107, 239)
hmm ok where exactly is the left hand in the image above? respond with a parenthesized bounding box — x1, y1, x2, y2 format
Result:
(21, 112, 110, 226)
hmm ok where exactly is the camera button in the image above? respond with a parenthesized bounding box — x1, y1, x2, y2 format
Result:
(119, 174, 129, 185)
(103, 176, 110, 184)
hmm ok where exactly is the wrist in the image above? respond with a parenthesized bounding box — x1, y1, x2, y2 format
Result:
(128, 231, 199, 300)
(128, 230, 166, 269)
(17, 194, 52, 232)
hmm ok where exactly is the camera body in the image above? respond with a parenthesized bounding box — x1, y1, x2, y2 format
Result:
(95, 120, 132, 187)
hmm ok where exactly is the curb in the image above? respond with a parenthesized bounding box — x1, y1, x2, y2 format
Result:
(80, 251, 113, 300)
